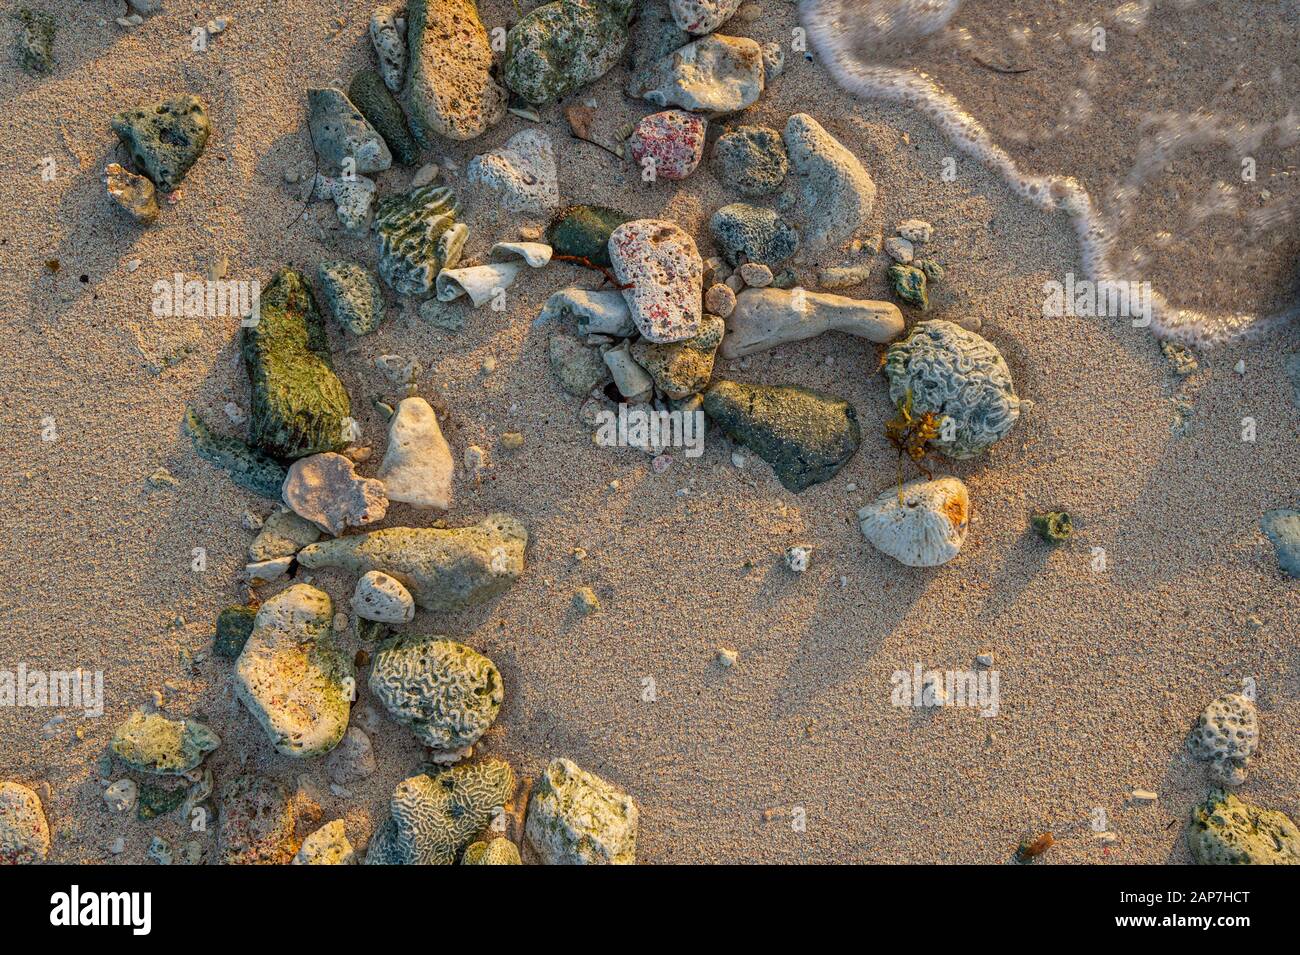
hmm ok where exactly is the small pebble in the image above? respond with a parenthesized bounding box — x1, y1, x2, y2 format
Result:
(975, 653, 994, 668)
(885, 236, 914, 264)
(785, 545, 812, 573)
(738, 262, 773, 287)
(1131, 789, 1158, 803)
(572, 587, 601, 614)
(704, 283, 737, 318)
(716, 647, 739, 668)
(501, 432, 524, 450)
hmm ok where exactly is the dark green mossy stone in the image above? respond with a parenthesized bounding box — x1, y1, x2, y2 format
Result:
(546, 204, 630, 267)
(888, 263, 929, 310)
(709, 203, 799, 267)
(137, 782, 187, 821)
(242, 268, 351, 459)
(214, 605, 258, 658)
(703, 380, 860, 493)
(1031, 511, 1073, 544)
(182, 408, 287, 499)
(349, 69, 420, 166)
(110, 95, 210, 192)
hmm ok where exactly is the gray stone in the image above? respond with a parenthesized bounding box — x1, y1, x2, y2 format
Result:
(1262, 508, 1300, 578)
(550, 331, 610, 396)
(307, 87, 392, 177)
(317, 260, 385, 335)
(249, 507, 321, 561)
(369, 5, 407, 92)
(110, 95, 210, 192)
(712, 125, 788, 196)
(637, 34, 765, 115)
(504, 0, 635, 106)
(783, 113, 875, 253)
(709, 202, 799, 266)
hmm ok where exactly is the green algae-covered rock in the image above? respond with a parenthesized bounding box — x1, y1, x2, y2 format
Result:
(525, 757, 638, 864)
(1187, 789, 1300, 865)
(546, 204, 630, 267)
(369, 635, 503, 755)
(366, 759, 515, 865)
(462, 838, 522, 865)
(111, 711, 220, 776)
(888, 263, 928, 310)
(242, 268, 351, 459)
(136, 781, 186, 821)
(631, 313, 724, 399)
(110, 95, 210, 192)
(234, 584, 353, 759)
(296, 514, 527, 612)
(182, 408, 287, 499)
(214, 605, 257, 659)
(403, 0, 506, 143)
(504, 0, 636, 106)
(703, 380, 860, 493)
(16, 8, 55, 75)
(317, 260, 385, 335)
(349, 69, 420, 167)
(373, 185, 464, 296)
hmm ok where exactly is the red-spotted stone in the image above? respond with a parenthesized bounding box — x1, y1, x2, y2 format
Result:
(629, 110, 707, 182)
(608, 219, 704, 343)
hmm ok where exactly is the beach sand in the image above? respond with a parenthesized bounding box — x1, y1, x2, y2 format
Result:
(0, 0, 1296, 863)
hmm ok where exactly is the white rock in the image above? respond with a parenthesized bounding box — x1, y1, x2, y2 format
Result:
(538, 288, 635, 336)
(351, 571, 416, 624)
(246, 556, 293, 583)
(898, 218, 933, 243)
(639, 35, 766, 115)
(885, 236, 914, 264)
(467, 129, 560, 213)
(326, 726, 377, 784)
(603, 340, 655, 402)
(858, 477, 970, 568)
(376, 397, 454, 510)
(435, 262, 522, 307)
(721, 287, 903, 359)
(104, 779, 138, 813)
(785, 545, 812, 572)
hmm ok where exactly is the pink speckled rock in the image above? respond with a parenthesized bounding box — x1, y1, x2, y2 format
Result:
(669, 0, 742, 35)
(609, 219, 704, 344)
(629, 110, 707, 181)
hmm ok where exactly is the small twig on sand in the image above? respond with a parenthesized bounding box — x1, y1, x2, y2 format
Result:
(972, 54, 1034, 74)
(553, 254, 633, 290)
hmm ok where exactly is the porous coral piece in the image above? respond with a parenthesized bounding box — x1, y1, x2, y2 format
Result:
(402, 0, 506, 142)
(526, 758, 638, 864)
(461, 838, 522, 864)
(1187, 789, 1300, 865)
(234, 584, 354, 758)
(858, 477, 970, 568)
(0, 781, 50, 864)
(883, 320, 1032, 459)
(217, 775, 299, 865)
(368, 635, 503, 754)
(111, 711, 220, 775)
(110, 95, 210, 192)
(504, 0, 636, 106)
(1188, 693, 1259, 786)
